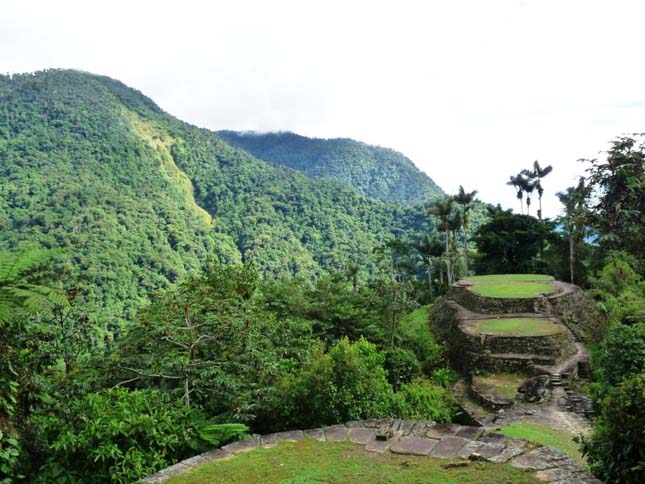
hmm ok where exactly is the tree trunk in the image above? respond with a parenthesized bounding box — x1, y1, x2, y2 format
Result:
(427, 260, 433, 298)
(463, 220, 469, 276)
(569, 232, 575, 285)
(445, 229, 452, 285)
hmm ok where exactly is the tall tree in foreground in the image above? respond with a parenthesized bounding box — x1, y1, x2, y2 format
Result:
(453, 186, 478, 276)
(585, 134, 644, 260)
(556, 177, 590, 284)
(429, 198, 457, 285)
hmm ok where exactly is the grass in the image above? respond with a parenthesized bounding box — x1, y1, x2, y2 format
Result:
(499, 422, 585, 467)
(474, 373, 526, 399)
(466, 274, 554, 283)
(475, 318, 564, 336)
(167, 440, 541, 484)
(470, 282, 555, 298)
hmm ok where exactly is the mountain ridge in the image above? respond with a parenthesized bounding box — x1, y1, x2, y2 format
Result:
(0, 69, 435, 328)
(217, 130, 443, 204)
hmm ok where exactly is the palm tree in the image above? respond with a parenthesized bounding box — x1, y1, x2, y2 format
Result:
(429, 198, 457, 285)
(507, 174, 525, 214)
(453, 186, 478, 277)
(0, 249, 67, 325)
(532, 161, 553, 221)
(412, 234, 444, 298)
(345, 264, 359, 294)
(556, 177, 589, 284)
(517, 173, 536, 216)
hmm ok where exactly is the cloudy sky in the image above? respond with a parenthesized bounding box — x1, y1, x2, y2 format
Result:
(2, 0, 643, 217)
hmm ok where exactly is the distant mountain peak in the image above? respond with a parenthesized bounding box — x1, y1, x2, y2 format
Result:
(217, 130, 443, 204)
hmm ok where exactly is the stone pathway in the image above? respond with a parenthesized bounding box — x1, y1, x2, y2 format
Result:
(140, 419, 600, 483)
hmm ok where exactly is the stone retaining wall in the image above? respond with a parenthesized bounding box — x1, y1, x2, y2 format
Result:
(140, 419, 600, 483)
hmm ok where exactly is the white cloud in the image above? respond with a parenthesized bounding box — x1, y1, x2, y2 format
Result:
(1, 0, 643, 217)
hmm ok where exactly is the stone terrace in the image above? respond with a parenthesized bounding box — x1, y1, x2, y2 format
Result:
(140, 419, 600, 483)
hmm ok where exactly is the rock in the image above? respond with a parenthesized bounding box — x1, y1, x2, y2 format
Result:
(430, 437, 469, 458)
(303, 428, 325, 442)
(442, 461, 470, 469)
(347, 428, 375, 444)
(390, 437, 439, 456)
(518, 375, 550, 403)
(260, 430, 304, 448)
(221, 437, 260, 454)
(322, 425, 348, 442)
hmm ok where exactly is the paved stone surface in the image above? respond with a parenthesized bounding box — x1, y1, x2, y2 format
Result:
(221, 437, 260, 454)
(456, 426, 484, 440)
(457, 440, 483, 459)
(476, 442, 507, 459)
(390, 436, 439, 456)
(347, 427, 375, 444)
(488, 445, 525, 463)
(511, 447, 568, 470)
(304, 428, 326, 441)
(323, 424, 348, 442)
(479, 432, 507, 444)
(365, 438, 394, 453)
(261, 430, 304, 448)
(429, 437, 469, 458)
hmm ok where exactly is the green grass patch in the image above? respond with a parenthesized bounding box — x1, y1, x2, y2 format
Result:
(167, 440, 541, 484)
(466, 274, 554, 283)
(499, 422, 585, 466)
(475, 318, 563, 336)
(470, 282, 554, 298)
(474, 373, 526, 399)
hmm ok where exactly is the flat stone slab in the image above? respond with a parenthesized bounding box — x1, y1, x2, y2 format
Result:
(365, 438, 394, 453)
(323, 425, 348, 442)
(390, 437, 439, 456)
(221, 437, 260, 454)
(430, 437, 469, 458)
(261, 430, 304, 448)
(426, 423, 462, 439)
(457, 440, 484, 459)
(479, 432, 507, 444)
(488, 445, 525, 463)
(347, 428, 375, 444)
(200, 448, 232, 462)
(477, 442, 507, 459)
(535, 467, 601, 483)
(456, 426, 485, 440)
(304, 428, 326, 442)
(511, 447, 568, 470)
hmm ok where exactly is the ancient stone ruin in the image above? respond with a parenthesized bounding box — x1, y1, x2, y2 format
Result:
(431, 275, 606, 419)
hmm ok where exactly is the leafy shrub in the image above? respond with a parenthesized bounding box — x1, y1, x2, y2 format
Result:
(383, 348, 421, 390)
(33, 388, 246, 483)
(583, 371, 645, 484)
(393, 378, 458, 422)
(269, 338, 394, 429)
(593, 323, 645, 393)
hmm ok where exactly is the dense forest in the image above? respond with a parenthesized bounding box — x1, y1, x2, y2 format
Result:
(0, 70, 437, 332)
(0, 70, 643, 483)
(217, 130, 443, 204)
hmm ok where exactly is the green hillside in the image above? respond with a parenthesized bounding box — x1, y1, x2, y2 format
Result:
(217, 130, 443, 204)
(0, 69, 434, 329)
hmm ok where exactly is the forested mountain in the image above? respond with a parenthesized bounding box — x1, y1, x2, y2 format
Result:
(0, 70, 435, 330)
(217, 130, 443, 204)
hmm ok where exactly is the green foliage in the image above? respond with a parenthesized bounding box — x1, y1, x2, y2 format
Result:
(582, 372, 645, 484)
(395, 306, 445, 374)
(268, 338, 394, 429)
(473, 206, 556, 274)
(0, 70, 436, 331)
(593, 323, 645, 391)
(216, 131, 443, 204)
(34, 388, 247, 483)
(115, 263, 314, 421)
(589, 254, 645, 325)
(0, 429, 21, 483)
(392, 378, 458, 422)
(585, 134, 644, 261)
(383, 348, 421, 390)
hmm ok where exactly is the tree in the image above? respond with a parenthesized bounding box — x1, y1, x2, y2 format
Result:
(517, 173, 536, 216)
(453, 186, 478, 276)
(556, 177, 590, 284)
(428, 198, 457, 285)
(585, 134, 645, 260)
(531, 161, 553, 221)
(0, 250, 67, 325)
(411, 234, 444, 298)
(507, 174, 526, 214)
(472, 206, 555, 274)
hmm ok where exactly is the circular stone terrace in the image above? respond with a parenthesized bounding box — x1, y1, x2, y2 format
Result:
(140, 419, 600, 484)
(467, 317, 567, 337)
(464, 274, 557, 299)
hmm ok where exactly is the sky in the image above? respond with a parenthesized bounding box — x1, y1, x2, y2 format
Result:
(2, 0, 644, 217)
